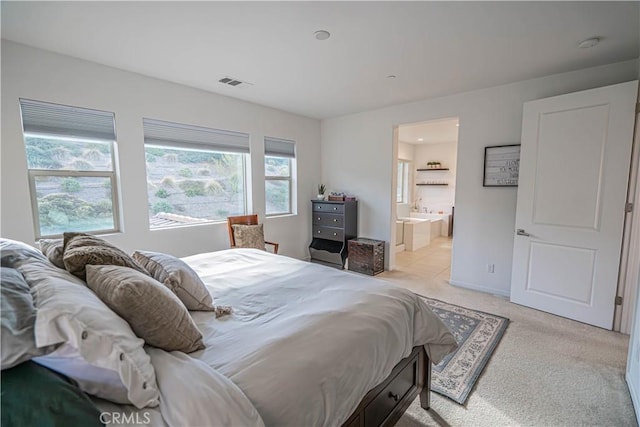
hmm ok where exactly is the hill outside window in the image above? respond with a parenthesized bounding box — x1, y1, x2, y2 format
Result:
(143, 118, 249, 229)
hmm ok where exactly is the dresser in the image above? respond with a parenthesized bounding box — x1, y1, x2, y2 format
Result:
(309, 200, 358, 269)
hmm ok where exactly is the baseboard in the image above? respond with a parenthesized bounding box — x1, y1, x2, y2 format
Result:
(627, 372, 640, 421)
(449, 279, 510, 298)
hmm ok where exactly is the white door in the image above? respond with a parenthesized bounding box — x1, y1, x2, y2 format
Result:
(510, 81, 638, 329)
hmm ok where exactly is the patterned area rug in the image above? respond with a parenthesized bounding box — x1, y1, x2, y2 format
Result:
(421, 296, 509, 405)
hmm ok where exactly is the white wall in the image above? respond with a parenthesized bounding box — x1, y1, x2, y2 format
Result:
(1, 41, 321, 259)
(397, 141, 415, 161)
(413, 142, 457, 215)
(321, 59, 637, 296)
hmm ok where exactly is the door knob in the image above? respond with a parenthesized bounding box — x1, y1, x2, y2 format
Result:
(516, 229, 531, 237)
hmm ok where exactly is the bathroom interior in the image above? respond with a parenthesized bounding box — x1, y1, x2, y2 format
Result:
(395, 117, 458, 254)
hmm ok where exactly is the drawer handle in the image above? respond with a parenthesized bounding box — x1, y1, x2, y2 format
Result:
(318, 206, 322, 209)
(317, 217, 321, 221)
(333, 219, 337, 222)
(388, 391, 399, 402)
(317, 230, 321, 234)
(333, 207, 338, 210)
(333, 232, 337, 236)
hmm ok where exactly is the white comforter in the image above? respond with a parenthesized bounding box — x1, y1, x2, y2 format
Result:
(98, 249, 457, 426)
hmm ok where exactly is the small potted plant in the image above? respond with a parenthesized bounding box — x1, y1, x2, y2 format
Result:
(317, 184, 326, 200)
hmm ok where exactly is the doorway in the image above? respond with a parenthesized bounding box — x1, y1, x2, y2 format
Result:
(391, 117, 459, 278)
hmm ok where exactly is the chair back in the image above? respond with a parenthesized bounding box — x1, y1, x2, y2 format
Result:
(227, 214, 259, 248)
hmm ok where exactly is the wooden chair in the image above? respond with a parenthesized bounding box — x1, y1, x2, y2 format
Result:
(227, 214, 279, 254)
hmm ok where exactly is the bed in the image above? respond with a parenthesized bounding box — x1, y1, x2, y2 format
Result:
(2, 238, 457, 427)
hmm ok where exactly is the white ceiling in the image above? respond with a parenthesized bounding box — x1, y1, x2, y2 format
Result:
(2, 2, 638, 120)
(399, 118, 459, 145)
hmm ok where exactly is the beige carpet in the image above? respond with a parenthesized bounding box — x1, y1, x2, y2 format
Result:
(379, 238, 638, 427)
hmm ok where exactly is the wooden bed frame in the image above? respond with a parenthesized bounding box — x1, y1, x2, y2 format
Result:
(341, 346, 430, 427)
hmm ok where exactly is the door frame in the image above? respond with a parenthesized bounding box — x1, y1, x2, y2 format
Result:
(616, 86, 640, 334)
(389, 126, 400, 270)
(389, 117, 460, 270)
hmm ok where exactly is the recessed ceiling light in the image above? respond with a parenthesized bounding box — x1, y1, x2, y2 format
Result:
(417, 138, 424, 142)
(387, 75, 397, 79)
(578, 37, 600, 49)
(456, 123, 459, 127)
(314, 30, 331, 41)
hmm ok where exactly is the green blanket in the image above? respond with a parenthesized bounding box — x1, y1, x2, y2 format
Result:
(1, 361, 104, 427)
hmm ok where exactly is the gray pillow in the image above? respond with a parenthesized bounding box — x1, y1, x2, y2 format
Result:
(1, 238, 48, 269)
(132, 251, 214, 311)
(39, 239, 65, 269)
(1, 267, 57, 369)
(63, 232, 148, 280)
(85, 265, 205, 353)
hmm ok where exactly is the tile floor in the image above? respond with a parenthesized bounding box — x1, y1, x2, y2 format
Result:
(380, 237, 453, 294)
(395, 237, 451, 274)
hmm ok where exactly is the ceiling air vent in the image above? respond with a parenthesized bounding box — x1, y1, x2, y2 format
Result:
(218, 76, 252, 88)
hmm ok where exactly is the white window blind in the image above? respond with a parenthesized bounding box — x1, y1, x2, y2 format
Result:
(19, 99, 116, 141)
(143, 118, 250, 154)
(264, 137, 295, 158)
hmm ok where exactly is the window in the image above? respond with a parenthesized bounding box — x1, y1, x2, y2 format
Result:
(19, 99, 119, 238)
(264, 137, 295, 216)
(397, 160, 411, 203)
(143, 118, 249, 229)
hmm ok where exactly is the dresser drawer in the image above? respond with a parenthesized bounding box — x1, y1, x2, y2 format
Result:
(313, 213, 344, 228)
(313, 226, 344, 242)
(313, 203, 344, 214)
(364, 356, 417, 427)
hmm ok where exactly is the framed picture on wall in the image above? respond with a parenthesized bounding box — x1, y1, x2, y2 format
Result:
(483, 144, 520, 187)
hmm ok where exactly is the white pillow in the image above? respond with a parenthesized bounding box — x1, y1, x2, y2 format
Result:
(18, 254, 160, 409)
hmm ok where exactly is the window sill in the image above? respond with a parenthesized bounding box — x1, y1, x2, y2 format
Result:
(149, 220, 226, 232)
(266, 213, 297, 219)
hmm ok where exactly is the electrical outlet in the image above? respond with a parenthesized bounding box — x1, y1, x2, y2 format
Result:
(487, 264, 495, 273)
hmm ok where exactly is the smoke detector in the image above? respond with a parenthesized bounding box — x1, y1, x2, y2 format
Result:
(314, 30, 331, 41)
(578, 37, 600, 49)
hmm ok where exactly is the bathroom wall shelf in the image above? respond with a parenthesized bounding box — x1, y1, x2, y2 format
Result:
(417, 168, 449, 171)
(416, 183, 448, 186)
